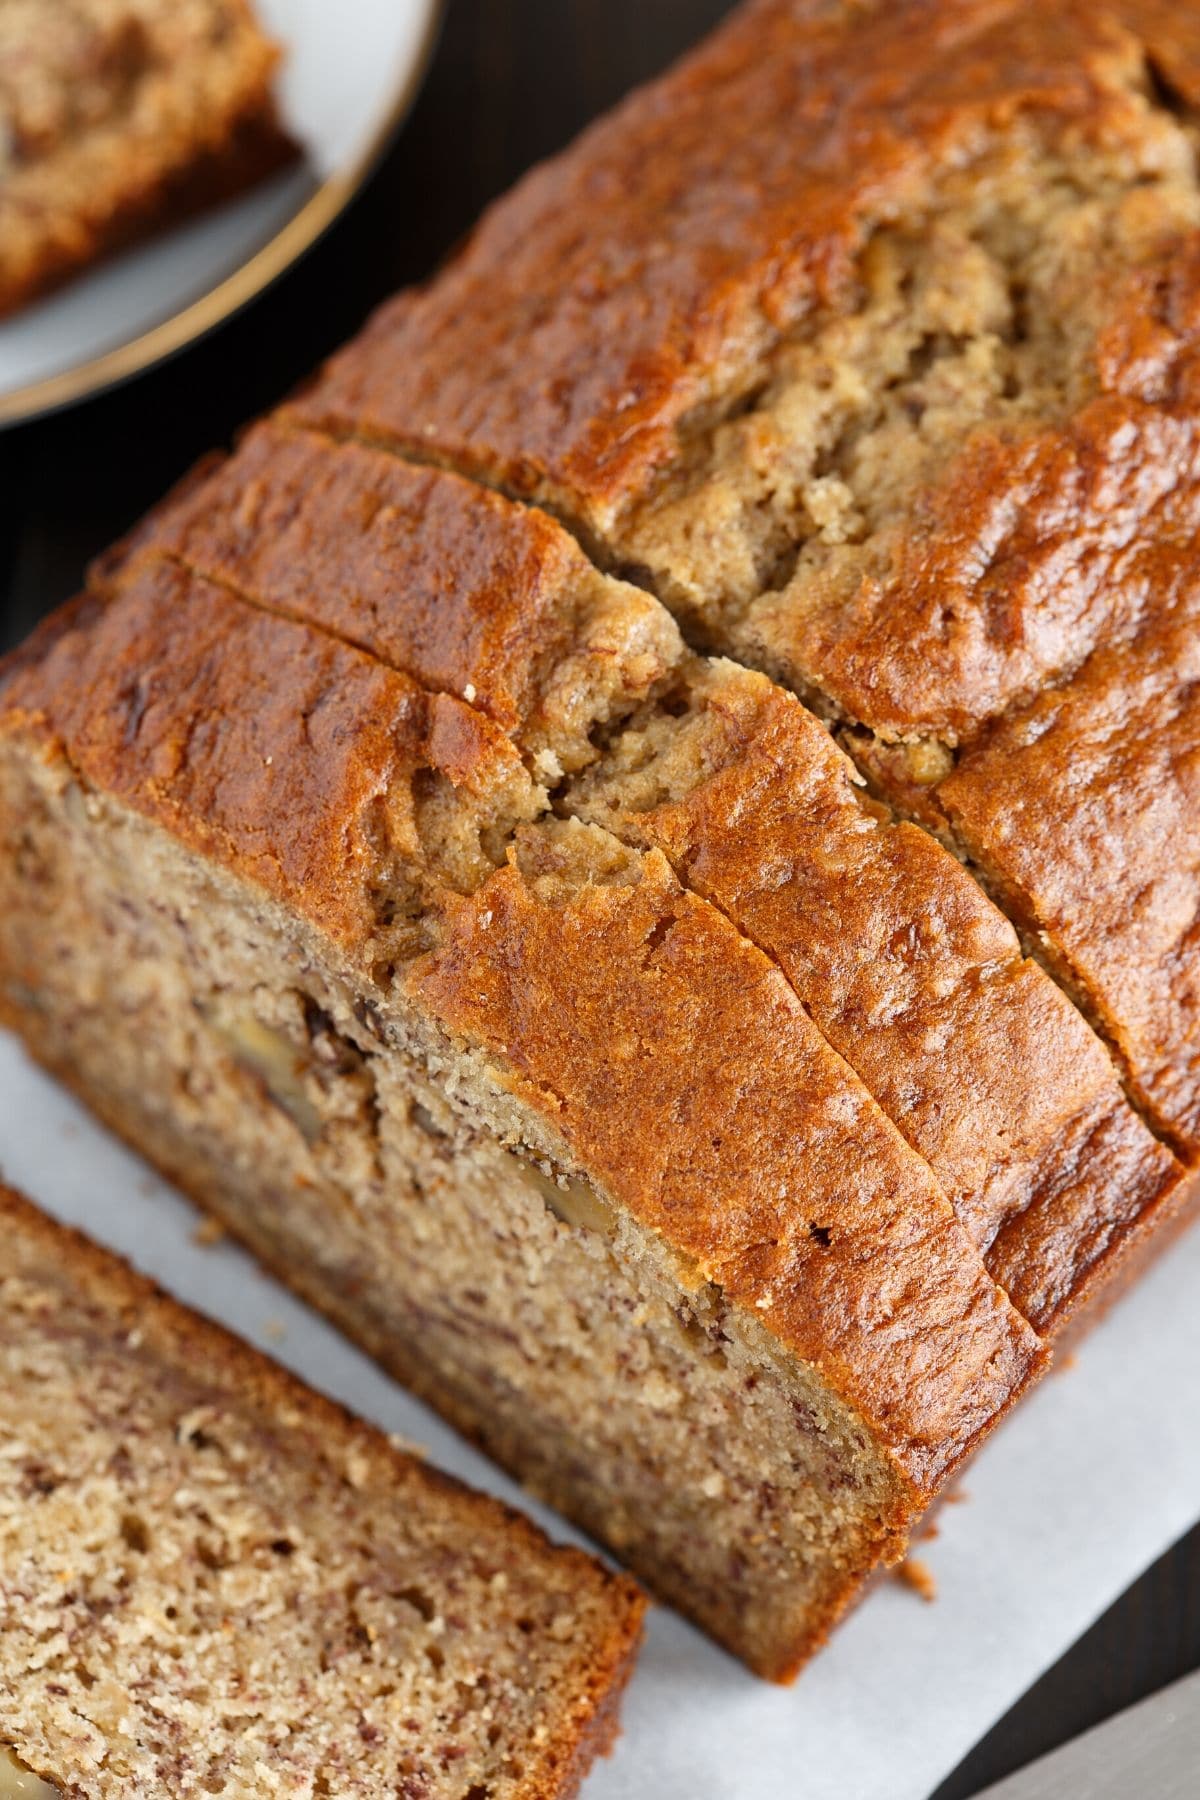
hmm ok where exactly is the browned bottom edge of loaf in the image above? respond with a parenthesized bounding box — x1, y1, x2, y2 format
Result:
(0, 101, 300, 320)
(0, 1182, 647, 1800)
(2, 1005, 919, 1684)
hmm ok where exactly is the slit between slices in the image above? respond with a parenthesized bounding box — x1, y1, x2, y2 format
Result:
(939, 804, 1195, 1165)
(292, 416, 627, 587)
(844, 714, 1195, 1160)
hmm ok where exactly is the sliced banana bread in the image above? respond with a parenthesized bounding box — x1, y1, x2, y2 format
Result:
(98, 421, 1184, 1335)
(0, 0, 293, 316)
(3, 0, 1199, 1688)
(0, 1185, 644, 1798)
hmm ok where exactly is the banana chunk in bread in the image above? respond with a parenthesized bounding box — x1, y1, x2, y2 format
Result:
(0, 1186, 644, 1799)
(0, 0, 294, 316)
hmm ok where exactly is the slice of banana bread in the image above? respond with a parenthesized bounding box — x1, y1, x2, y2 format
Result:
(0, 1184, 644, 1798)
(0, 0, 294, 316)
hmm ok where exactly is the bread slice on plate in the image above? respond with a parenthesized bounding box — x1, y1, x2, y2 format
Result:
(0, 1185, 644, 1799)
(0, 0, 295, 316)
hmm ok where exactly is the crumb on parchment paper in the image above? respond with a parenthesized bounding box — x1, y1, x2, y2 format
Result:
(896, 1557, 937, 1602)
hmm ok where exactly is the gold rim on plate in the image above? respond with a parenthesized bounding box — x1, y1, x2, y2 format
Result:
(0, 0, 445, 430)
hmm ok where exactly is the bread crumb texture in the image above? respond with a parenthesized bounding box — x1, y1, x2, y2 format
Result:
(0, 1193, 643, 1799)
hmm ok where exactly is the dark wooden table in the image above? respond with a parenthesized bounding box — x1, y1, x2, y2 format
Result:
(1, 5, 1197, 1793)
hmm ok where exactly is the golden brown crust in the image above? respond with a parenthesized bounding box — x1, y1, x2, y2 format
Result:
(93, 419, 680, 758)
(409, 839, 1042, 1492)
(97, 422, 586, 730)
(283, 0, 1200, 1163)
(566, 662, 1184, 1332)
(0, 560, 536, 947)
(0, 1181, 646, 1799)
(292, 0, 1184, 524)
(939, 569, 1200, 1154)
(985, 1104, 1193, 1330)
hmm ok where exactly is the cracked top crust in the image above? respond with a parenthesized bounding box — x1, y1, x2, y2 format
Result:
(294, 0, 1200, 533)
(94, 420, 682, 780)
(562, 658, 1182, 1331)
(739, 233, 1200, 745)
(410, 826, 1042, 1491)
(940, 562, 1200, 1151)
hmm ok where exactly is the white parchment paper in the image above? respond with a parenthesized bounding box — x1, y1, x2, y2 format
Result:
(2, 1027, 1197, 1800)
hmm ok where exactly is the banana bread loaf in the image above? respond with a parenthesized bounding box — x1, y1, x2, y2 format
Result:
(1, 0, 1198, 1683)
(0, 1184, 644, 1797)
(0, 0, 293, 316)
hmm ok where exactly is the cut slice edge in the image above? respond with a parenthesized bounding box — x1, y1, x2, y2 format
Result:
(0, 1183, 645, 1798)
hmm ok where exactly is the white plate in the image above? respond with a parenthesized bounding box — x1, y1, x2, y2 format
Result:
(0, 0, 443, 427)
